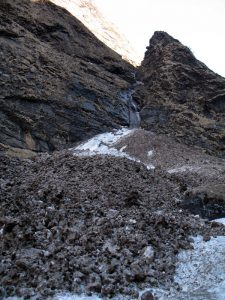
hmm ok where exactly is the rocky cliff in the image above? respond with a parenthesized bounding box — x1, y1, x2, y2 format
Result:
(1, 4, 225, 298)
(50, 0, 141, 65)
(136, 31, 225, 157)
(1, 2, 225, 157)
(0, 0, 135, 152)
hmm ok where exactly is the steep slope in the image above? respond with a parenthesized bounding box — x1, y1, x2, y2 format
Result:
(136, 31, 225, 157)
(1, 129, 225, 299)
(50, 0, 141, 65)
(0, 0, 135, 152)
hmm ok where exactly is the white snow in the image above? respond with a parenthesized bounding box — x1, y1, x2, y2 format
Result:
(143, 246, 154, 259)
(0, 225, 5, 236)
(72, 128, 155, 170)
(213, 218, 225, 226)
(4, 298, 24, 300)
(167, 165, 201, 174)
(146, 164, 155, 170)
(53, 294, 101, 300)
(147, 150, 154, 157)
(52, 293, 135, 300)
(128, 219, 137, 224)
(73, 128, 134, 159)
(173, 234, 225, 299)
(119, 145, 127, 152)
(147, 217, 225, 299)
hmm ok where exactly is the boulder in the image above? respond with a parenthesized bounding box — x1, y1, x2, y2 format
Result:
(141, 290, 156, 300)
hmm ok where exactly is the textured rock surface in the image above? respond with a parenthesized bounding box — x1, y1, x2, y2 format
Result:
(0, 0, 135, 152)
(136, 31, 225, 157)
(114, 129, 225, 187)
(50, 0, 141, 65)
(75, 127, 225, 219)
(1, 151, 225, 299)
(141, 291, 156, 300)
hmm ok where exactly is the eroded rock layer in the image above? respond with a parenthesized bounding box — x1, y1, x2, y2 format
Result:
(0, 0, 134, 152)
(136, 31, 225, 157)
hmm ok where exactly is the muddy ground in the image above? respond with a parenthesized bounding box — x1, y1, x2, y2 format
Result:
(1, 149, 225, 299)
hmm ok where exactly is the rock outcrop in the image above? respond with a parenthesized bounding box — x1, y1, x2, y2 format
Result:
(183, 184, 225, 219)
(136, 31, 225, 157)
(50, 0, 141, 65)
(0, 0, 135, 152)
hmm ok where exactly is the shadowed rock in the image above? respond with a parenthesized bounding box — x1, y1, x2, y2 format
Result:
(183, 184, 225, 219)
(0, 0, 135, 152)
(141, 291, 156, 300)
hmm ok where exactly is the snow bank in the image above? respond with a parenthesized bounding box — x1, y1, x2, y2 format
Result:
(52, 292, 132, 300)
(173, 233, 225, 299)
(53, 293, 101, 300)
(167, 165, 201, 174)
(72, 128, 155, 170)
(73, 128, 135, 159)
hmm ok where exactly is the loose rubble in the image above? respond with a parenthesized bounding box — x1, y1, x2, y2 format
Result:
(1, 151, 225, 299)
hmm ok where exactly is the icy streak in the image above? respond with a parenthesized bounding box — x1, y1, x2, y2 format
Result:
(119, 77, 142, 128)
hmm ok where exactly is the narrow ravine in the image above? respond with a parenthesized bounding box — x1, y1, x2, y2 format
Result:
(118, 74, 142, 128)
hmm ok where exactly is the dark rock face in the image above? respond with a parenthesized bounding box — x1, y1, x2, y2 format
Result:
(183, 184, 225, 220)
(0, 0, 135, 152)
(136, 31, 225, 157)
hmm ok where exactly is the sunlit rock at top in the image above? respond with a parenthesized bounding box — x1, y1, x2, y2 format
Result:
(50, 0, 142, 65)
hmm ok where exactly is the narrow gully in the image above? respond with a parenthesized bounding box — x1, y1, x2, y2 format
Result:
(118, 74, 143, 128)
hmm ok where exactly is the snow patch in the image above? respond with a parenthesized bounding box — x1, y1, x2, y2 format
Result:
(119, 145, 127, 152)
(53, 293, 137, 300)
(53, 294, 101, 300)
(143, 246, 154, 259)
(167, 165, 201, 174)
(147, 150, 154, 157)
(213, 218, 225, 226)
(146, 164, 155, 170)
(174, 235, 225, 298)
(129, 219, 137, 224)
(4, 298, 24, 300)
(73, 128, 134, 159)
(72, 128, 155, 170)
